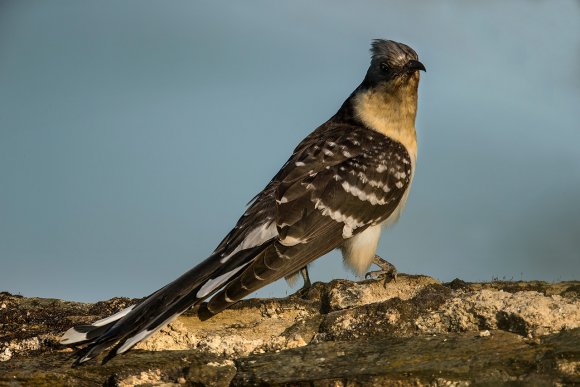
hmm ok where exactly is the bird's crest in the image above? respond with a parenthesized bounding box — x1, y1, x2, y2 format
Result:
(371, 39, 419, 67)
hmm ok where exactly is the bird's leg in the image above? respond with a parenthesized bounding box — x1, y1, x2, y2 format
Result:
(299, 266, 312, 290)
(291, 266, 313, 299)
(365, 255, 398, 287)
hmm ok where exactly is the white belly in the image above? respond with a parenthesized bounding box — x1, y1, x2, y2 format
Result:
(340, 224, 382, 275)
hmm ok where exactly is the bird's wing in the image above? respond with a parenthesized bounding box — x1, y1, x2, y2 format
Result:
(62, 122, 412, 364)
(206, 122, 413, 313)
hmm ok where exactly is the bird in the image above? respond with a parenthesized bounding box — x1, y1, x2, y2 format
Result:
(60, 39, 426, 365)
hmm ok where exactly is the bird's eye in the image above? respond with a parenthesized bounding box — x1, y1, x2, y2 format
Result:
(380, 62, 389, 72)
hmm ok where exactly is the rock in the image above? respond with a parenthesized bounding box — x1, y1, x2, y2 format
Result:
(0, 276, 578, 385)
(234, 329, 580, 385)
(325, 275, 440, 311)
(415, 289, 579, 338)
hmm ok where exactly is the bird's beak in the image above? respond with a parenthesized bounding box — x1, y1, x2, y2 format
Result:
(406, 60, 426, 73)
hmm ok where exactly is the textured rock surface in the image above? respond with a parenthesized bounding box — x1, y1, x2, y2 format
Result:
(1, 275, 578, 385)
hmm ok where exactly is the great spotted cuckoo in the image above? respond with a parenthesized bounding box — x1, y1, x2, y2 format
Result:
(61, 39, 426, 364)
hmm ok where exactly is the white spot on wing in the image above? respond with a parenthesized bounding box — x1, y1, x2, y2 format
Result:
(279, 235, 307, 246)
(367, 179, 383, 188)
(343, 225, 353, 238)
(220, 223, 277, 263)
(196, 262, 251, 298)
(341, 181, 387, 205)
(313, 198, 365, 238)
(357, 171, 368, 183)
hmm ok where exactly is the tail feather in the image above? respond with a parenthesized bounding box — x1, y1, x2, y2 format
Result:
(60, 305, 136, 345)
(62, 247, 268, 365)
(61, 322, 114, 346)
(115, 313, 180, 355)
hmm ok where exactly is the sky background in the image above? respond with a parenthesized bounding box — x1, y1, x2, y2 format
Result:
(1, 1, 579, 302)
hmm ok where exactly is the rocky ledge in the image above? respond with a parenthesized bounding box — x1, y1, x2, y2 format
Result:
(1, 275, 578, 386)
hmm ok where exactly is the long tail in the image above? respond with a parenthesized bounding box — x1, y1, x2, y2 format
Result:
(60, 246, 265, 365)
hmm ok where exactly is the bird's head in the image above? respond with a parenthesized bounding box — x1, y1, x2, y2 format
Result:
(342, 40, 425, 145)
(362, 39, 425, 92)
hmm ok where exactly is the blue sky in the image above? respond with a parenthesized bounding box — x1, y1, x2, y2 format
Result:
(1, 1, 579, 301)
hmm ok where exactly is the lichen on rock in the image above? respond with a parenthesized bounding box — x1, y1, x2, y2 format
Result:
(0, 276, 578, 385)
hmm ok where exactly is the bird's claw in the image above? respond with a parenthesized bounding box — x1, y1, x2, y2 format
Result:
(365, 269, 397, 287)
(365, 255, 398, 288)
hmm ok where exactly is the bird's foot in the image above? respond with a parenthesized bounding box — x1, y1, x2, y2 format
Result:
(292, 267, 318, 300)
(294, 267, 311, 296)
(365, 255, 397, 287)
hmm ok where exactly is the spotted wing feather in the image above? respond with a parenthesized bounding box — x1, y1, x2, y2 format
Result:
(207, 124, 412, 313)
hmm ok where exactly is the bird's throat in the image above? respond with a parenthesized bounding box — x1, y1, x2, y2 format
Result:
(352, 83, 418, 163)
